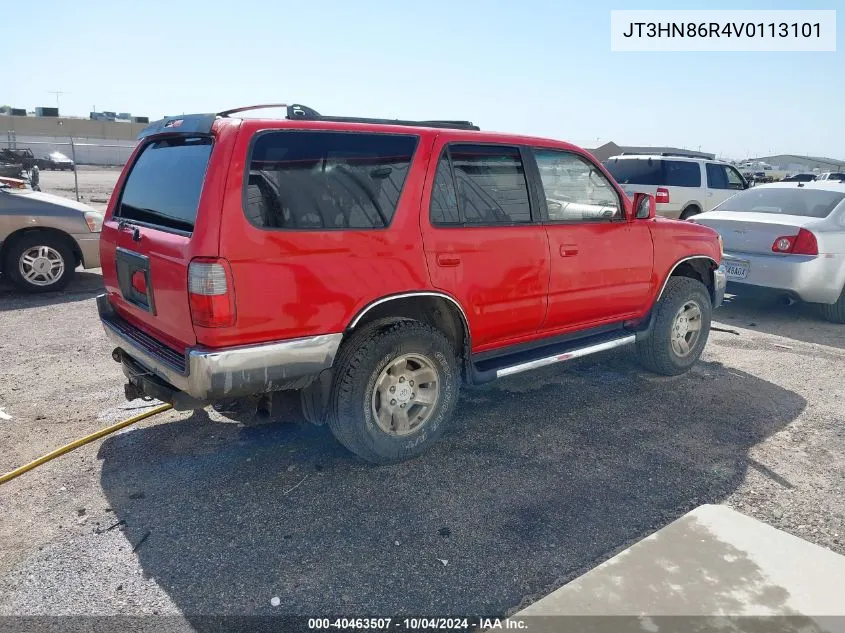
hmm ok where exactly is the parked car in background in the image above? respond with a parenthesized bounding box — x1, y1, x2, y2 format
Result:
(782, 173, 817, 182)
(816, 171, 845, 182)
(96, 104, 725, 464)
(603, 154, 749, 219)
(0, 183, 102, 292)
(691, 181, 845, 322)
(38, 151, 75, 171)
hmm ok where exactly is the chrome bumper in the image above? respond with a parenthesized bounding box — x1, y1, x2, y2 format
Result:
(713, 265, 727, 308)
(97, 294, 342, 404)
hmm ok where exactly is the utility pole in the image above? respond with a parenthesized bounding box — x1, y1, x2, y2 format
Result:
(48, 90, 67, 112)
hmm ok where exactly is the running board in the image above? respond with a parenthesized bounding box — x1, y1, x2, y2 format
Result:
(495, 335, 636, 378)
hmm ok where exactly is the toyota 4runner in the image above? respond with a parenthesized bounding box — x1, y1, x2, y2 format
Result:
(97, 104, 727, 464)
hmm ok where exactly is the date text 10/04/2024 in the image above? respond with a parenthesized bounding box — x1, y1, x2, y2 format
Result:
(307, 617, 528, 630)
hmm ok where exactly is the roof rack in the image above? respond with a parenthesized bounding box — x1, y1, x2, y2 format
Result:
(619, 151, 707, 158)
(218, 103, 480, 131)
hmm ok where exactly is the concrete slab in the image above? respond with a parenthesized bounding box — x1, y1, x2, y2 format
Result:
(507, 504, 845, 633)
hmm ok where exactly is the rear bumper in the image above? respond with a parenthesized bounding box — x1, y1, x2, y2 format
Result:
(722, 251, 845, 304)
(97, 294, 343, 408)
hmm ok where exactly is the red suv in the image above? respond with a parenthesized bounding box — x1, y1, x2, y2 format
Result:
(98, 104, 726, 464)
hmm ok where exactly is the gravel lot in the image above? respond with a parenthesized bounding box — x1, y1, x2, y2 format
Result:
(1, 169, 844, 624)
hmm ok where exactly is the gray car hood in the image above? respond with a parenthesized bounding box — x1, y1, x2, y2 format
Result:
(5, 189, 98, 214)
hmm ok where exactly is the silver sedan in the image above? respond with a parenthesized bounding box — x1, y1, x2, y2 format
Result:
(692, 181, 845, 323)
(1, 180, 102, 293)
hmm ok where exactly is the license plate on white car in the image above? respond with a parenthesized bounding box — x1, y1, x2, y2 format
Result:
(724, 260, 750, 280)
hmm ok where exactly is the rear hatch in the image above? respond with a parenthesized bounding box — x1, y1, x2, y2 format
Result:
(603, 157, 702, 202)
(100, 132, 217, 351)
(602, 158, 660, 199)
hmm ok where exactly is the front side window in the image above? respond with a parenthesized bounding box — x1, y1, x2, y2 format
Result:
(535, 149, 622, 222)
(726, 166, 746, 190)
(245, 130, 418, 230)
(706, 163, 730, 190)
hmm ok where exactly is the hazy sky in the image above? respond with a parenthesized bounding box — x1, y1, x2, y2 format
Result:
(5, 0, 843, 160)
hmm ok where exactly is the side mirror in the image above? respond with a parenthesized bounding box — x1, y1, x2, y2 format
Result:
(633, 192, 656, 220)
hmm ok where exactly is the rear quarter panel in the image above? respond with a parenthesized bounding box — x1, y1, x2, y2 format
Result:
(211, 121, 436, 348)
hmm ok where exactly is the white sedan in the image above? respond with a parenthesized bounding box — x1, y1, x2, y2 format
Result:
(691, 181, 845, 323)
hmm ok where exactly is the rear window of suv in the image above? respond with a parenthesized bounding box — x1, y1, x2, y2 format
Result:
(713, 187, 845, 218)
(117, 136, 212, 233)
(603, 158, 701, 188)
(244, 130, 418, 230)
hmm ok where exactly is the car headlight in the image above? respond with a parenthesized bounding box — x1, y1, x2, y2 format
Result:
(84, 210, 104, 233)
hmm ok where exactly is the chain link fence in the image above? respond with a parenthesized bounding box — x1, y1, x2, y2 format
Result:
(3, 133, 136, 205)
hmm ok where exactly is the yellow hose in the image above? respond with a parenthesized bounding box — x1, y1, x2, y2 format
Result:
(0, 403, 173, 486)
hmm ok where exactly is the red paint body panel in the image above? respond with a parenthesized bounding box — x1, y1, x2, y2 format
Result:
(99, 115, 722, 358)
(100, 119, 240, 351)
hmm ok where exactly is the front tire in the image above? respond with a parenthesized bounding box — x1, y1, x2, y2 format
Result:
(327, 320, 460, 464)
(637, 277, 712, 375)
(4, 233, 75, 293)
(819, 286, 845, 324)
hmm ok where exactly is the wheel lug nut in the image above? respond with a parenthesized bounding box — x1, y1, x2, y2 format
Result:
(390, 399, 397, 406)
(411, 393, 415, 399)
(399, 376, 405, 383)
(390, 386, 396, 393)
(409, 380, 414, 387)
(400, 403, 405, 408)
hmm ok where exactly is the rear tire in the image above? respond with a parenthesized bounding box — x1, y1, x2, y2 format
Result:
(4, 232, 75, 293)
(679, 206, 701, 220)
(637, 277, 712, 375)
(327, 320, 460, 464)
(819, 287, 845, 324)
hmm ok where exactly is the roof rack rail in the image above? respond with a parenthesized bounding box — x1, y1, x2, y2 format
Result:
(619, 151, 706, 158)
(218, 103, 480, 131)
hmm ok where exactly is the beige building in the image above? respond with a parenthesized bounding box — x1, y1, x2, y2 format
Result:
(2, 114, 147, 165)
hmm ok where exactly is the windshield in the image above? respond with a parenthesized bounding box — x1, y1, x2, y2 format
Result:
(117, 136, 212, 233)
(713, 187, 845, 218)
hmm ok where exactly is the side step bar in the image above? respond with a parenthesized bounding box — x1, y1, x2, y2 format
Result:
(495, 335, 636, 378)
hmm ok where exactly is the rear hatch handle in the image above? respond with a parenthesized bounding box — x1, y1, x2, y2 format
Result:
(117, 218, 142, 242)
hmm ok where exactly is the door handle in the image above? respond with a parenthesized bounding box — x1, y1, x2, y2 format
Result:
(559, 245, 579, 257)
(436, 255, 461, 267)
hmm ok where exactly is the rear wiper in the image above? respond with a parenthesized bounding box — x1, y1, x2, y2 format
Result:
(120, 204, 194, 231)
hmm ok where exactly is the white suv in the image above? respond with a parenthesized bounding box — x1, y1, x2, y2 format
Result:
(603, 154, 750, 220)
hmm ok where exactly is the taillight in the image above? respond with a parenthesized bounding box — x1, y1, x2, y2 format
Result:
(771, 229, 818, 256)
(131, 270, 147, 295)
(655, 187, 670, 204)
(188, 258, 236, 328)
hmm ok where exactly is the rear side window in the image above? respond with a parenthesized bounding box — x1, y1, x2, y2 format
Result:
(664, 161, 701, 187)
(430, 144, 531, 226)
(603, 158, 701, 187)
(245, 131, 418, 230)
(118, 136, 212, 233)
